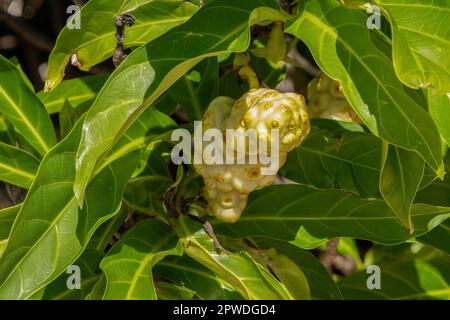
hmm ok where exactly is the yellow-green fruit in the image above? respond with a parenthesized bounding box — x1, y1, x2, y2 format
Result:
(307, 73, 361, 123)
(224, 88, 310, 154)
(194, 89, 310, 223)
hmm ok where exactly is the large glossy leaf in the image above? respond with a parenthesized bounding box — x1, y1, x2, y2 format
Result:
(34, 249, 104, 300)
(0, 142, 39, 189)
(45, 0, 199, 91)
(380, 143, 424, 232)
(221, 237, 311, 299)
(100, 220, 183, 300)
(212, 184, 450, 245)
(282, 128, 382, 197)
(73, 0, 288, 204)
(181, 219, 292, 300)
(428, 92, 450, 147)
(376, 0, 450, 94)
(0, 55, 56, 156)
(415, 174, 450, 254)
(0, 108, 175, 299)
(0, 204, 20, 243)
(417, 220, 450, 255)
(286, 0, 443, 175)
(339, 260, 450, 299)
(255, 239, 343, 300)
(154, 255, 241, 300)
(168, 57, 219, 120)
(37, 75, 108, 115)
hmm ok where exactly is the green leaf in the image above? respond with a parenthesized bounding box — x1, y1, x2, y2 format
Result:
(73, 0, 288, 204)
(124, 141, 174, 216)
(376, 0, 450, 94)
(212, 184, 450, 245)
(36, 249, 104, 300)
(100, 220, 183, 300)
(339, 260, 450, 299)
(0, 142, 39, 189)
(380, 143, 425, 232)
(59, 99, 90, 139)
(181, 219, 292, 300)
(224, 239, 311, 299)
(255, 239, 343, 300)
(286, 0, 443, 175)
(37, 75, 108, 115)
(124, 175, 172, 216)
(88, 207, 128, 252)
(155, 255, 241, 300)
(251, 39, 288, 88)
(415, 162, 450, 208)
(168, 57, 219, 120)
(0, 108, 175, 299)
(428, 92, 450, 147)
(45, 0, 199, 91)
(0, 55, 56, 156)
(85, 274, 106, 300)
(417, 221, 450, 255)
(155, 282, 196, 300)
(282, 128, 382, 197)
(0, 204, 20, 242)
(290, 226, 328, 250)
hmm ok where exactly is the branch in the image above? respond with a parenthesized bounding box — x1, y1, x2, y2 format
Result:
(286, 48, 321, 77)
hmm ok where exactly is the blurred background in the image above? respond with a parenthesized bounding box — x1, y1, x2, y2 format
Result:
(0, 0, 112, 91)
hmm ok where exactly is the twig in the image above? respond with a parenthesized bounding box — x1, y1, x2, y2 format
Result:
(189, 214, 223, 254)
(286, 48, 321, 77)
(113, 13, 135, 67)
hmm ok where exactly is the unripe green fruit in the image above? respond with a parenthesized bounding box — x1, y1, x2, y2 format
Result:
(307, 73, 361, 123)
(194, 89, 310, 223)
(267, 22, 287, 63)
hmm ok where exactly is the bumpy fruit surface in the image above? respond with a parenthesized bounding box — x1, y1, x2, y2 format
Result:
(194, 88, 310, 223)
(307, 73, 361, 123)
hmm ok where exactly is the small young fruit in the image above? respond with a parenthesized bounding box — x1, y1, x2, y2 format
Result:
(266, 21, 287, 63)
(307, 73, 361, 123)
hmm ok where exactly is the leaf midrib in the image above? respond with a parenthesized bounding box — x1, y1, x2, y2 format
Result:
(0, 86, 50, 154)
(300, 11, 439, 169)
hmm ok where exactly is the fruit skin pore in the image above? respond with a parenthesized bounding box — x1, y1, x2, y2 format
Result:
(194, 88, 310, 223)
(307, 73, 361, 123)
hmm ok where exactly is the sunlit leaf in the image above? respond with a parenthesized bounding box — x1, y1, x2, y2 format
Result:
(286, 0, 443, 174)
(213, 184, 450, 244)
(37, 75, 108, 114)
(45, 0, 199, 91)
(100, 220, 183, 300)
(73, 0, 289, 204)
(0, 142, 39, 189)
(377, 0, 450, 94)
(380, 143, 424, 232)
(0, 55, 56, 156)
(0, 108, 175, 299)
